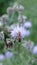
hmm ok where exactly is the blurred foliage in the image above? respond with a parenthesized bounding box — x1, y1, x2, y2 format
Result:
(0, 40, 5, 50)
(0, 0, 16, 16)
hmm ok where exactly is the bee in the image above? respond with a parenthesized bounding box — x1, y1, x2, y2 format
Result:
(17, 32, 22, 42)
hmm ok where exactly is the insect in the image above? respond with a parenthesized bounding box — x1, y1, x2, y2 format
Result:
(17, 32, 22, 42)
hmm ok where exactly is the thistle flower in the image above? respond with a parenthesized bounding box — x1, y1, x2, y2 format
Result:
(32, 46, 37, 55)
(0, 54, 5, 61)
(10, 23, 20, 30)
(5, 51, 13, 58)
(10, 24, 18, 31)
(22, 40, 34, 50)
(24, 21, 32, 29)
(7, 7, 14, 15)
(10, 26, 25, 39)
(10, 25, 30, 40)
(1, 14, 9, 24)
(24, 30, 30, 36)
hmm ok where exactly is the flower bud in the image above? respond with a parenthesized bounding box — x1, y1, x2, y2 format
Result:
(2, 14, 9, 23)
(18, 14, 27, 23)
(13, 2, 24, 12)
(5, 51, 13, 58)
(22, 40, 34, 51)
(7, 7, 14, 15)
(16, 5, 24, 12)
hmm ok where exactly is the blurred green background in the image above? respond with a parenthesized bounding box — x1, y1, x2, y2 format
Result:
(0, 0, 16, 16)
